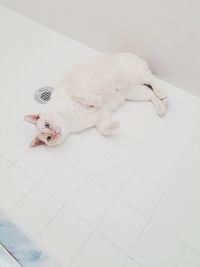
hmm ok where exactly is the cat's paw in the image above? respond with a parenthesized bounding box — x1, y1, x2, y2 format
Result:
(161, 97, 169, 108)
(154, 87, 167, 100)
(155, 101, 167, 117)
(100, 121, 120, 136)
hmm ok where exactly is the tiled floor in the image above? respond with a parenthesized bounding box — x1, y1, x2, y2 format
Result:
(0, 5, 200, 267)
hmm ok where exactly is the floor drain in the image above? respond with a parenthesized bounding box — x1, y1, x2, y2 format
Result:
(34, 87, 55, 104)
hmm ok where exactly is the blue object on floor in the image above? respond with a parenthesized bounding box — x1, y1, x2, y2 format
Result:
(0, 213, 59, 267)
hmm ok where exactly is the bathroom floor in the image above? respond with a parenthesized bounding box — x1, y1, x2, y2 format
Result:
(0, 5, 200, 267)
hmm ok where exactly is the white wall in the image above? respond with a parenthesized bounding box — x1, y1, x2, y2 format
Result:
(0, 0, 199, 96)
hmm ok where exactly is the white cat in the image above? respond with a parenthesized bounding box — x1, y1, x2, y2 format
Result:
(24, 52, 168, 147)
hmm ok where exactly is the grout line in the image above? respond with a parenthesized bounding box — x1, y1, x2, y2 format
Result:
(126, 171, 182, 258)
(65, 231, 96, 267)
(0, 154, 13, 164)
(183, 245, 200, 260)
(95, 229, 130, 256)
(57, 156, 119, 197)
(127, 218, 151, 258)
(34, 203, 68, 239)
(33, 166, 137, 265)
(123, 256, 142, 267)
(6, 160, 64, 214)
(8, 178, 43, 213)
(39, 176, 89, 209)
(66, 197, 118, 266)
(161, 227, 200, 259)
(116, 196, 148, 219)
(67, 183, 149, 266)
(37, 175, 111, 240)
(0, 163, 14, 179)
(51, 133, 174, 265)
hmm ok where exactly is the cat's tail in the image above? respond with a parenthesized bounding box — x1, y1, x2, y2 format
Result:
(144, 72, 168, 108)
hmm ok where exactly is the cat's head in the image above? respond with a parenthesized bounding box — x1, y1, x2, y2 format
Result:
(24, 111, 68, 147)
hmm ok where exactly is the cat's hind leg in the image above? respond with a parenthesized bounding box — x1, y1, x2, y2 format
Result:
(96, 111, 120, 136)
(145, 73, 168, 107)
(126, 85, 167, 117)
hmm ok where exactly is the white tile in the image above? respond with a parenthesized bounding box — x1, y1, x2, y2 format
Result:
(95, 108, 163, 166)
(0, 166, 34, 212)
(18, 121, 38, 143)
(37, 207, 92, 266)
(181, 142, 200, 185)
(0, 155, 11, 175)
(40, 162, 87, 203)
(120, 175, 164, 218)
(182, 148, 200, 252)
(0, 126, 28, 162)
(97, 199, 146, 254)
(0, 84, 38, 126)
(153, 162, 200, 243)
(60, 129, 115, 168)
(179, 249, 200, 267)
(187, 215, 200, 253)
(68, 149, 134, 195)
(132, 224, 184, 267)
(10, 186, 62, 238)
(71, 232, 127, 267)
(60, 123, 151, 185)
(125, 259, 140, 267)
(0, 50, 63, 102)
(15, 146, 63, 182)
(123, 139, 182, 187)
(121, 104, 199, 187)
(67, 179, 114, 226)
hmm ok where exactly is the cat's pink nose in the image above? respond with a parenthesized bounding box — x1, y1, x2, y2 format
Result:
(50, 130, 57, 138)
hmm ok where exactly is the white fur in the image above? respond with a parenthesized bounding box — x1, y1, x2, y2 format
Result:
(25, 52, 168, 147)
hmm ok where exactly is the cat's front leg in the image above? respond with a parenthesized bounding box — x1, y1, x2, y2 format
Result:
(71, 91, 103, 108)
(96, 111, 120, 136)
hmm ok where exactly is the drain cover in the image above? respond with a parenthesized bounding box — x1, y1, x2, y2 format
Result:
(34, 87, 55, 104)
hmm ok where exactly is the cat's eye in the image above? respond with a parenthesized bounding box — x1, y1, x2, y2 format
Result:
(45, 122, 50, 128)
(47, 136, 51, 142)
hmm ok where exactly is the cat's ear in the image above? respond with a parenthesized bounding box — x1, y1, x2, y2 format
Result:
(30, 137, 45, 148)
(24, 114, 40, 125)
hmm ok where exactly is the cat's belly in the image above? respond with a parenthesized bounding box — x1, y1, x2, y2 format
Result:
(65, 52, 150, 97)
(86, 77, 141, 101)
